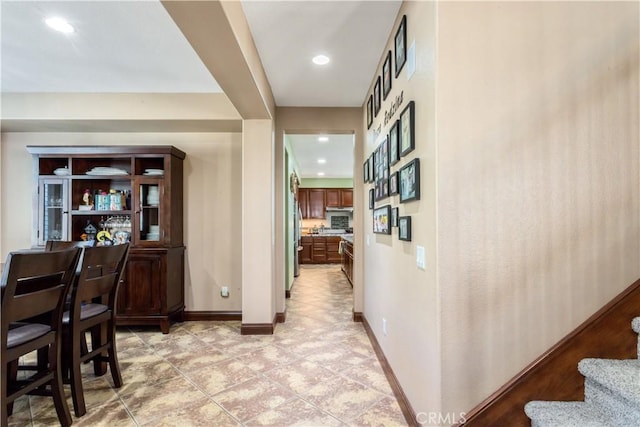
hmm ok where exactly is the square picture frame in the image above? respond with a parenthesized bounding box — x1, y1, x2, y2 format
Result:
(399, 101, 415, 157)
(399, 158, 420, 203)
(369, 188, 374, 209)
(395, 15, 407, 77)
(373, 204, 391, 235)
(398, 216, 411, 241)
(382, 50, 392, 100)
(374, 76, 381, 117)
(367, 95, 373, 129)
(389, 171, 399, 195)
(391, 207, 399, 227)
(389, 119, 400, 166)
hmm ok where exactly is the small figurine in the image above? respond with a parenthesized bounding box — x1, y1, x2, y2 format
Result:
(83, 189, 92, 205)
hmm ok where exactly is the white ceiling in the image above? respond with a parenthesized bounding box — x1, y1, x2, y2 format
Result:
(0, 0, 402, 179)
(288, 133, 354, 179)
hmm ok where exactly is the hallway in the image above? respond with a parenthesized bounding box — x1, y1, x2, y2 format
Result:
(10, 265, 407, 426)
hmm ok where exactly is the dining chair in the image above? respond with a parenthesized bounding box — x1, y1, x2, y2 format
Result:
(61, 243, 129, 417)
(1, 247, 82, 427)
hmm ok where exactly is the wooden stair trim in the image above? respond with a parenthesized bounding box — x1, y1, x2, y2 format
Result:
(459, 277, 640, 426)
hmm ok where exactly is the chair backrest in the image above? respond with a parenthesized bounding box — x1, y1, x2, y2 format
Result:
(68, 244, 130, 318)
(45, 240, 96, 252)
(1, 248, 82, 328)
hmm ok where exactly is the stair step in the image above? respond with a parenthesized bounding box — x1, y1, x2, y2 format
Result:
(524, 401, 614, 426)
(578, 358, 640, 425)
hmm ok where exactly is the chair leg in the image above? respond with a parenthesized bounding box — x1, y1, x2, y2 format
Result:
(6, 360, 17, 416)
(90, 325, 107, 376)
(69, 328, 86, 417)
(107, 321, 122, 388)
(49, 342, 72, 426)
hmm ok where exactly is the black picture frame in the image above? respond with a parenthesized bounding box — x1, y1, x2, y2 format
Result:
(367, 95, 373, 129)
(374, 76, 381, 117)
(373, 204, 391, 234)
(363, 159, 370, 182)
(395, 15, 407, 78)
(374, 136, 390, 201)
(369, 188, 374, 209)
(391, 207, 399, 227)
(389, 171, 399, 195)
(382, 50, 392, 100)
(399, 158, 420, 203)
(389, 119, 400, 166)
(368, 153, 375, 182)
(398, 216, 411, 241)
(399, 101, 415, 157)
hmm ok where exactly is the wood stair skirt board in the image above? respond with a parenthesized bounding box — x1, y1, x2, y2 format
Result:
(458, 277, 640, 427)
(362, 316, 419, 426)
(182, 311, 242, 321)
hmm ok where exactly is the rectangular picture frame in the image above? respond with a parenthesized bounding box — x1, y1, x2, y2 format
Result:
(374, 76, 381, 117)
(373, 204, 391, 235)
(391, 207, 399, 227)
(389, 171, 399, 195)
(399, 101, 415, 157)
(367, 95, 373, 129)
(395, 15, 407, 77)
(369, 188, 374, 209)
(382, 50, 392, 100)
(399, 158, 420, 203)
(389, 119, 400, 166)
(398, 216, 411, 241)
(363, 159, 370, 182)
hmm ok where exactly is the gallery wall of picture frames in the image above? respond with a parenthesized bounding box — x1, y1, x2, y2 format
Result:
(365, 14, 416, 242)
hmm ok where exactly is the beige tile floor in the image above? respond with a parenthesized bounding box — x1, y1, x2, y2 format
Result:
(9, 264, 407, 426)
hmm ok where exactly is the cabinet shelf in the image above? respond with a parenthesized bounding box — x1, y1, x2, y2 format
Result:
(71, 210, 133, 215)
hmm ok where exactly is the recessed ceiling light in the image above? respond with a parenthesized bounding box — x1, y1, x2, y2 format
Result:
(317, 158, 327, 164)
(45, 17, 75, 33)
(312, 55, 330, 66)
(318, 136, 329, 142)
(317, 172, 325, 176)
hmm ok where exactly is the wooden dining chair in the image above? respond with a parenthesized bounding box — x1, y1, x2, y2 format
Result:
(61, 243, 129, 417)
(1, 247, 82, 427)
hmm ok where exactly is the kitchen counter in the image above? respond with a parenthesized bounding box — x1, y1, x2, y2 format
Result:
(340, 234, 353, 243)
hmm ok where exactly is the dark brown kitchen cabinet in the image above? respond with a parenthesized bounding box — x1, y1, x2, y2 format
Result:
(326, 236, 342, 263)
(300, 236, 313, 263)
(326, 188, 353, 208)
(341, 239, 353, 285)
(298, 188, 310, 219)
(308, 189, 326, 219)
(27, 145, 185, 334)
(312, 236, 327, 263)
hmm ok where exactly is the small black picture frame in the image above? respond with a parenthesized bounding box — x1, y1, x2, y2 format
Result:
(363, 159, 370, 182)
(373, 204, 391, 235)
(382, 50, 392, 100)
(368, 153, 375, 182)
(391, 207, 399, 227)
(367, 95, 373, 129)
(369, 188, 375, 209)
(399, 158, 420, 203)
(398, 216, 411, 241)
(399, 101, 415, 157)
(395, 15, 407, 78)
(389, 119, 400, 166)
(374, 76, 381, 117)
(389, 171, 399, 195)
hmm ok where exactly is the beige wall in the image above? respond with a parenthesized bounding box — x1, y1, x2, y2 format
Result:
(360, 1, 441, 417)
(0, 132, 243, 312)
(437, 0, 640, 416)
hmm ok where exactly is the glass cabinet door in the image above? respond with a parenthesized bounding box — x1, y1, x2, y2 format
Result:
(38, 178, 69, 246)
(136, 181, 162, 244)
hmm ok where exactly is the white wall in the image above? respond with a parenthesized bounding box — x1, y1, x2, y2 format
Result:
(437, 1, 640, 414)
(0, 132, 243, 312)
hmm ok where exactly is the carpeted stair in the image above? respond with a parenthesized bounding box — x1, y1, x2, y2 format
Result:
(524, 317, 640, 426)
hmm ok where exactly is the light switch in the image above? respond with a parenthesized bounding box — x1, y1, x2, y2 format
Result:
(366, 234, 370, 246)
(416, 246, 425, 269)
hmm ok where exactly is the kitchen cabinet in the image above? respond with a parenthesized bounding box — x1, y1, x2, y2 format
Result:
(326, 188, 353, 208)
(326, 236, 342, 263)
(300, 236, 313, 263)
(308, 189, 326, 219)
(298, 188, 310, 219)
(27, 145, 186, 333)
(312, 236, 327, 263)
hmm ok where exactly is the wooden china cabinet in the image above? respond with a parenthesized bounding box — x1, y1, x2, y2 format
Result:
(27, 145, 185, 334)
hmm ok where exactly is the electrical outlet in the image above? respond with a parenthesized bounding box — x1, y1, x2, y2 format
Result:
(221, 286, 229, 297)
(382, 318, 387, 336)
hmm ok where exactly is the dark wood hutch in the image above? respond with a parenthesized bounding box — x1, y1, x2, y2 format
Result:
(27, 145, 185, 333)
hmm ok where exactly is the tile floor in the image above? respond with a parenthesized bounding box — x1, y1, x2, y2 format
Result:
(9, 264, 407, 426)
